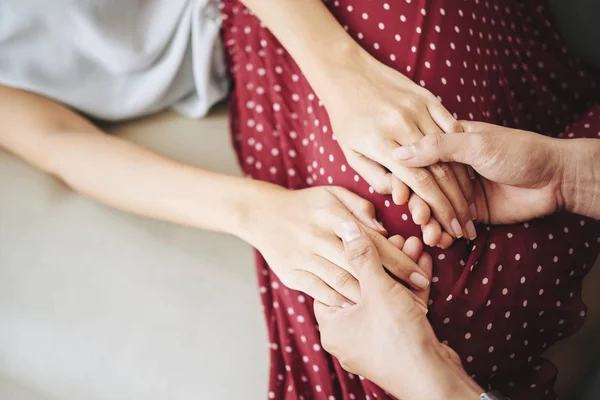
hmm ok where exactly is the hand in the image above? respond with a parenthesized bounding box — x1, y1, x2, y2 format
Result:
(237, 182, 431, 307)
(321, 52, 477, 243)
(314, 221, 482, 400)
(392, 121, 566, 224)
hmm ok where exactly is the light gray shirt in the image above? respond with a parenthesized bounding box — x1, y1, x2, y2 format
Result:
(0, 0, 229, 121)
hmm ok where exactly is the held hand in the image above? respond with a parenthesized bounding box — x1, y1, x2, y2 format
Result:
(314, 222, 478, 400)
(238, 183, 431, 307)
(322, 52, 477, 243)
(392, 121, 565, 224)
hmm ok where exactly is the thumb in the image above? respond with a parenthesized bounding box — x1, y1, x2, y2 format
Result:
(391, 132, 481, 168)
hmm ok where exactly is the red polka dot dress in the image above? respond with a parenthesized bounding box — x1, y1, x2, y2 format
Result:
(220, 1, 600, 399)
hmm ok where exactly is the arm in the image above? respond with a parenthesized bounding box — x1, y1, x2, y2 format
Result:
(561, 138, 600, 219)
(237, 0, 478, 245)
(237, 0, 364, 105)
(392, 117, 600, 223)
(315, 221, 485, 400)
(0, 85, 251, 235)
(0, 85, 431, 308)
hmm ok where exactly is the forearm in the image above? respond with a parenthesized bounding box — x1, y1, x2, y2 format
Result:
(560, 138, 600, 219)
(0, 86, 261, 236)
(385, 346, 483, 400)
(238, 0, 368, 102)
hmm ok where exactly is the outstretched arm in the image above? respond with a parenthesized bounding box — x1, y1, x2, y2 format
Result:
(0, 85, 249, 234)
(0, 85, 430, 308)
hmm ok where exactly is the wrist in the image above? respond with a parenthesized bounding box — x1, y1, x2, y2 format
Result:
(383, 344, 482, 400)
(226, 179, 287, 244)
(302, 40, 369, 104)
(558, 138, 600, 218)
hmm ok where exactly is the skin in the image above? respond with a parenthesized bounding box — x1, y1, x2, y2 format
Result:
(393, 121, 600, 221)
(317, 125, 600, 400)
(315, 222, 483, 400)
(239, 0, 478, 244)
(0, 0, 485, 306)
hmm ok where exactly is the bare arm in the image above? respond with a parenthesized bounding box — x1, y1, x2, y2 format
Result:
(562, 138, 600, 219)
(0, 85, 253, 235)
(0, 85, 432, 307)
(238, 0, 365, 105)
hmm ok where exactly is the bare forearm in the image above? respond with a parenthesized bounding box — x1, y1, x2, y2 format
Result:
(238, 0, 367, 102)
(561, 138, 600, 219)
(0, 86, 259, 236)
(384, 346, 482, 400)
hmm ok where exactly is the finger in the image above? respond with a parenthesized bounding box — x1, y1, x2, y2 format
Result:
(364, 141, 461, 238)
(427, 162, 474, 239)
(328, 187, 387, 234)
(309, 256, 361, 304)
(473, 175, 491, 225)
(343, 148, 393, 195)
(401, 236, 423, 263)
(421, 218, 442, 247)
(391, 132, 481, 168)
(339, 221, 391, 290)
(387, 234, 406, 250)
(392, 164, 460, 238)
(365, 228, 431, 291)
(293, 271, 352, 307)
(437, 114, 477, 221)
(340, 223, 429, 313)
(391, 175, 410, 205)
(414, 252, 433, 305)
(388, 235, 431, 311)
(427, 102, 463, 134)
(407, 194, 431, 226)
(438, 232, 455, 249)
(450, 163, 477, 221)
(417, 118, 472, 239)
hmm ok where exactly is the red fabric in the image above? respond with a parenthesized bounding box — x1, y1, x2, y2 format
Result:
(220, 1, 600, 399)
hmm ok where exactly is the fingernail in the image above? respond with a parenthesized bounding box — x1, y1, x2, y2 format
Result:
(341, 221, 361, 242)
(372, 219, 386, 232)
(468, 166, 476, 180)
(470, 203, 477, 220)
(465, 220, 477, 240)
(451, 218, 463, 238)
(409, 272, 430, 290)
(341, 302, 352, 308)
(392, 145, 417, 160)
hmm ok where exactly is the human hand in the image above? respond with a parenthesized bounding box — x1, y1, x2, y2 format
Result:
(392, 121, 566, 224)
(238, 183, 431, 307)
(314, 221, 481, 400)
(321, 52, 477, 244)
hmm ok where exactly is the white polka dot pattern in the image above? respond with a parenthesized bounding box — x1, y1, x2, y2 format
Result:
(221, 0, 600, 399)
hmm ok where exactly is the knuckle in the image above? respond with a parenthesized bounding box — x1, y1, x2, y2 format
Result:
(455, 202, 471, 219)
(423, 132, 445, 151)
(411, 169, 435, 188)
(371, 180, 390, 194)
(429, 163, 453, 180)
(347, 242, 376, 265)
(360, 200, 375, 215)
(449, 120, 463, 133)
(403, 97, 425, 112)
(334, 271, 353, 289)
